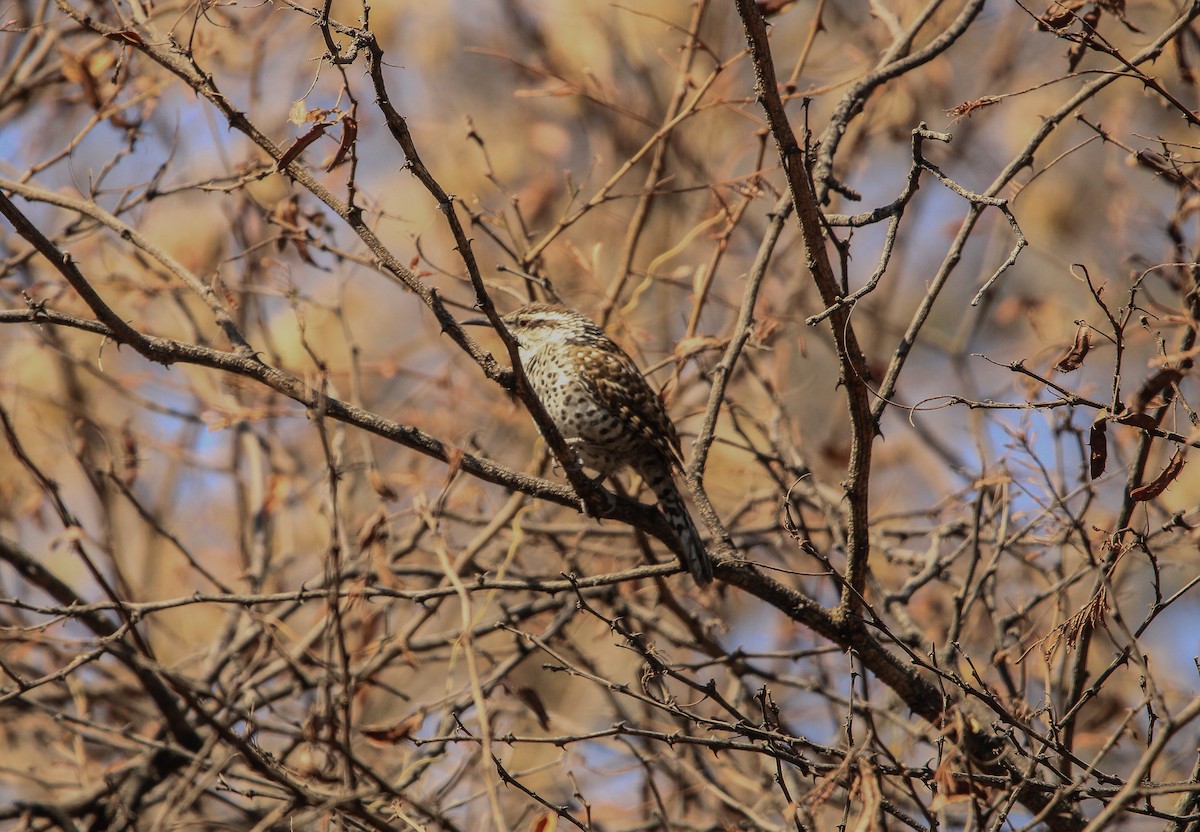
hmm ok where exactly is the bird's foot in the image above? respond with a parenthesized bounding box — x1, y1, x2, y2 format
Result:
(577, 473, 614, 520)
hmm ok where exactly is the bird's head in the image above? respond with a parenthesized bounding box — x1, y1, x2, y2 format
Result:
(463, 302, 599, 357)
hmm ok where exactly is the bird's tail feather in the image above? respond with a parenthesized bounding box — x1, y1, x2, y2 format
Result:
(654, 482, 714, 586)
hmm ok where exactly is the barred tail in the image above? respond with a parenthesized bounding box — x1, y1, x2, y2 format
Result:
(654, 481, 714, 586)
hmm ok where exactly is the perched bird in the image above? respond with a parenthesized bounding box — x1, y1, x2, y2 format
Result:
(466, 302, 713, 585)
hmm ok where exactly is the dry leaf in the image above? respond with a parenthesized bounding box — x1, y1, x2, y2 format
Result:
(361, 713, 424, 746)
(61, 49, 116, 111)
(104, 30, 144, 46)
(1067, 8, 1102, 72)
(1115, 412, 1159, 430)
(851, 760, 884, 832)
(1039, 0, 1086, 29)
(278, 122, 329, 171)
(1089, 418, 1107, 479)
(1130, 448, 1186, 501)
(1053, 323, 1090, 372)
(929, 753, 977, 811)
(271, 195, 318, 264)
(326, 114, 358, 172)
(802, 745, 858, 809)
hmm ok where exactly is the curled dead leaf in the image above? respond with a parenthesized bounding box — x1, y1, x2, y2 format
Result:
(1130, 448, 1186, 501)
(1053, 323, 1090, 373)
(1038, 0, 1086, 30)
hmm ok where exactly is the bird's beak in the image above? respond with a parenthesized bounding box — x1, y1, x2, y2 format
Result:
(459, 316, 492, 328)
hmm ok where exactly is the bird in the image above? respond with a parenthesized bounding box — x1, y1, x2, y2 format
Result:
(465, 302, 714, 586)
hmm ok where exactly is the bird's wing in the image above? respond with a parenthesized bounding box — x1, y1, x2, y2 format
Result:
(592, 346, 686, 469)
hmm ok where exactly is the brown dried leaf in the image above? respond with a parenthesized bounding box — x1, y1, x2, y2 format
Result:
(326, 114, 357, 172)
(1130, 448, 1186, 501)
(270, 195, 318, 265)
(278, 122, 329, 171)
(1067, 8, 1102, 73)
(929, 753, 976, 812)
(60, 50, 116, 84)
(60, 50, 115, 110)
(1115, 412, 1159, 430)
(802, 746, 858, 808)
(262, 473, 288, 516)
(1039, 0, 1086, 30)
(104, 30, 144, 46)
(361, 713, 424, 746)
(1089, 418, 1107, 479)
(1053, 324, 1090, 372)
(851, 760, 884, 832)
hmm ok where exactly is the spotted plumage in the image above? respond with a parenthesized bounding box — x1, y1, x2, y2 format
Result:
(490, 302, 713, 586)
